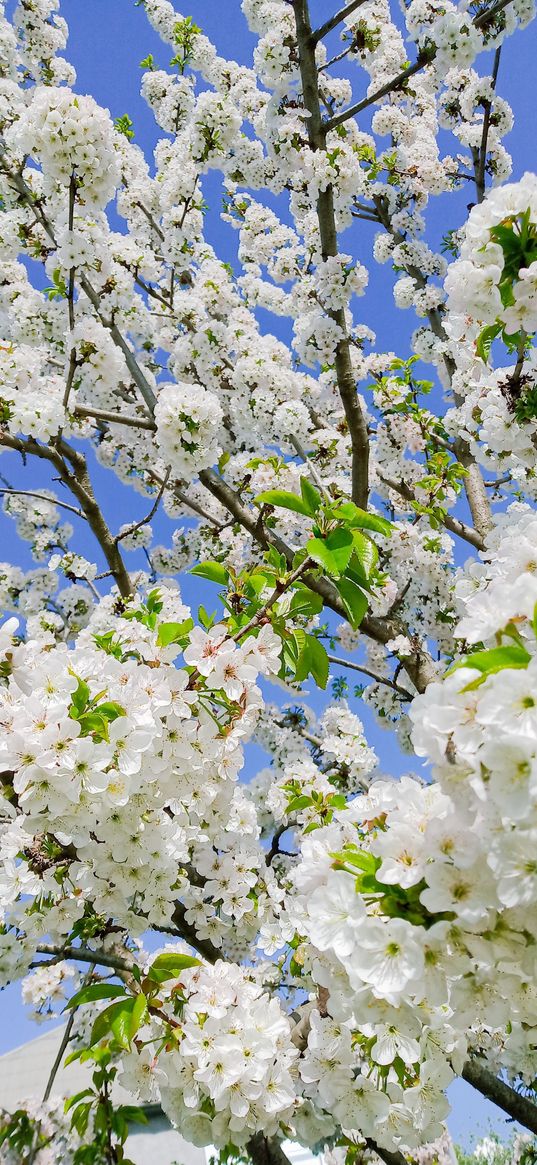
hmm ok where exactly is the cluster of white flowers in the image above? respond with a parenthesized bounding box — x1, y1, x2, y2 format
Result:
(1, 0, 537, 1158)
(154, 383, 224, 480)
(6, 87, 120, 208)
(445, 173, 537, 334)
(121, 959, 298, 1147)
(0, 593, 282, 943)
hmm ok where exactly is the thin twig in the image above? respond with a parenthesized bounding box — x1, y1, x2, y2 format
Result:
(326, 652, 413, 698)
(289, 434, 330, 498)
(475, 47, 501, 202)
(42, 963, 96, 1102)
(115, 466, 170, 544)
(74, 404, 156, 430)
(313, 0, 368, 42)
(377, 472, 485, 550)
(0, 487, 87, 520)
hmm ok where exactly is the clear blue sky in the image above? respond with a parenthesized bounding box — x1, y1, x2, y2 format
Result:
(1, 0, 535, 1148)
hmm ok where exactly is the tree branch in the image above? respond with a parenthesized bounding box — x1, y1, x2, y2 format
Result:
(377, 473, 485, 550)
(0, 433, 132, 598)
(325, 0, 514, 133)
(462, 1060, 537, 1135)
(73, 404, 156, 431)
(326, 652, 414, 698)
(365, 1139, 408, 1165)
(35, 944, 134, 973)
(199, 467, 437, 693)
(474, 47, 501, 203)
(312, 0, 368, 43)
(0, 487, 87, 521)
(293, 0, 370, 509)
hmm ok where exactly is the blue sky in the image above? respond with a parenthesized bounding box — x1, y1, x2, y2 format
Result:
(1, 0, 536, 1148)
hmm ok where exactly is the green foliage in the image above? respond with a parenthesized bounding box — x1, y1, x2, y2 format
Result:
(68, 675, 125, 742)
(65, 983, 127, 1010)
(43, 267, 68, 300)
(255, 482, 392, 631)
(122, 588, 164, 630)
(170, 16, 201, 72)
(331, 844, 452, 928)
(90, 993, 148, 1050)
(156, 618, 194, 648)
(145, 951, 200, 984)
(113, 113, 134, 140)
(449, 644, 531, 689)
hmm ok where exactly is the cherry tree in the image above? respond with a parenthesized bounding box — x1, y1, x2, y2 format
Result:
(0, 0, 537, 1162)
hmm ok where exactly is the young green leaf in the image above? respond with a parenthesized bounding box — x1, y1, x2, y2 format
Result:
(89, 995, 148, 1050)
(449, 644, 531, 689)
(147, 952, 200, 984)
(65, 983, 127, 1010)
(299, 476, 322, 516)
(255, 489, 312, 517)
(307, 636, 329, 689)
(190, 561, 229, 585)
(156, 618, 194, 647)
(336, 577, 368, 629)
(332, 502, 392, 537)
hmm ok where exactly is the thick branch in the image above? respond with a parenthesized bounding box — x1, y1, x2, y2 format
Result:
(293, 0, 370, 509)
(462, 1061, 537, 1135)
(0, 433, 132, 598)
(248, 1134, 293, 1165)
(365, 1140, 408, 1165)
(35, 943, 134, 973)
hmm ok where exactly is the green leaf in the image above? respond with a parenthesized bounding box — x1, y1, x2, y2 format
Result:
(336, 577, 368, 629)
(147, 952, 200, 984)
(450, 644, 531, 689)
(118, 1106, 148, 1125)
(90, 995, 148, 1050)
(156, 618, 194, 647)
(78, 711, 110, 741)
(70, 676, 90, 717)
(65, 983, 126, 1010)
(331, 847, 377, 874)
(307, 636, 329, 689)
(351, 529, 378, 578)
(190, 561, 229, 585)
(64, 1089, 94, 1113)
(255, 490, 312, 517)
(307, 528, 354, 577)
(332, 502, 392, 537)
(475, 322, 502, 363)
(95, 701, 125, 723)
(287, 794, 313, 813)
(300, 476, 322, 516)
(289, 587, 324, 619)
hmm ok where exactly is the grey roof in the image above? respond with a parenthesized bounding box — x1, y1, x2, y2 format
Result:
(0, 1025, 207, 1165)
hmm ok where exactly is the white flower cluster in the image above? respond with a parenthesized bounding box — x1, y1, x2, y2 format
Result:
(0, 593, 281, 942)
(6, 87, 120, 208)
(122, 959, 297, 1147)
(154, 382, 224, 481)
(445, 173, 537, 334)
